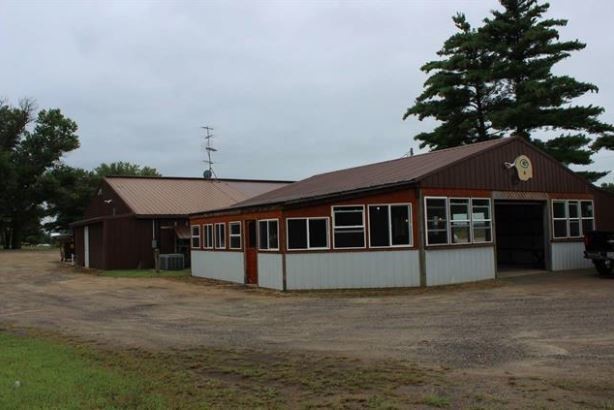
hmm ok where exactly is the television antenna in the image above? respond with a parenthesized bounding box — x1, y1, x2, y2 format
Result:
(202, 126, 218, 179)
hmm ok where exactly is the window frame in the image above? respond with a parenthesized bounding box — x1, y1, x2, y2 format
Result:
(191, 224, 201, 249)
(258, 219, 280, 251)
(331, 205, 366, 250)
(449, 197, 472, 244)
(470, 198, 493, 244)
(552, 199, 594, 239)
(214, 222, 226, 249)
(228, 221, 242, 250)
(580, 200, 595, 233)
(367, 203, 413, 248)
(286, 217, 330, 251)
(424, 196, 450, 247)
(424, 196, 493, 247)
(203, 224, 214, 249)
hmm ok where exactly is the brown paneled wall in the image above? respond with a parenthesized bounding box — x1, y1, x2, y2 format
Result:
(84, 180, 132, 220)
(422, 138, 592, 194)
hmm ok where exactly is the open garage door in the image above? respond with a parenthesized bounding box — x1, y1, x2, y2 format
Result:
(495, 201, 547, 271)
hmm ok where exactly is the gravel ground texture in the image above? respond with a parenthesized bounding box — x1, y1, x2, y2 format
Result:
(1, 249, 614, 407)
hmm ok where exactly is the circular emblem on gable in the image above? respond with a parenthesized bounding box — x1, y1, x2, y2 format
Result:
(514, 155, 533, 181)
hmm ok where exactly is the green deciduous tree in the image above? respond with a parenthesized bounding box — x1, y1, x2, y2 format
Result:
(404, 0, 614, 182)
(0, 99, 79, 249)
(93, 161, 161, 178)
(44, 162, 161, 233)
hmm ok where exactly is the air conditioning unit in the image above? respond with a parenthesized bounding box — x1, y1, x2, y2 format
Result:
(159, 253, 185, 270)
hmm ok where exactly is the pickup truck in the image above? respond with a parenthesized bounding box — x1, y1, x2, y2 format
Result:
(584, 231, 614, 276)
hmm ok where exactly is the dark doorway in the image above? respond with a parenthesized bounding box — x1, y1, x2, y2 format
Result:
(495, 201, 546, 270)
(245, 220, 258, 284)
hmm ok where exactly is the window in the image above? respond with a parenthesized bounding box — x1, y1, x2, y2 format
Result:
(191, 225, 200, 249)
(581, 200, 595, 234)
(258, 219, 279, 250)
(229, 222, 241, 249)
(552, 200, 567, 238)
(552, 199, 594, 239)
(425, 197, 492, 246)
(287, 218, 329, 250)
(425, 198, 448, 245)
(471, 199, 492, 242)
(450, 199, 470, 244)
(203, 224, 213, 249)
(368, 204, 412, 247)
(332, 206, 365, 248)
(214, 223, 226, 249)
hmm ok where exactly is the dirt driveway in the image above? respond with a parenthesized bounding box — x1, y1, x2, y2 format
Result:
(2, 249, 614, 405)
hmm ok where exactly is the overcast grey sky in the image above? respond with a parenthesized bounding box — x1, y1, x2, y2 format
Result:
(2, 0, 613, 182)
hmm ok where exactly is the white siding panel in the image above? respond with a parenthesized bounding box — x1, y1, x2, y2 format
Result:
(191, 251, 244, 284)
(426, 247, 495, 286)
(551, 241, 592, 271)
(258, 253, 284, 290)
(286, 251, 420, 290)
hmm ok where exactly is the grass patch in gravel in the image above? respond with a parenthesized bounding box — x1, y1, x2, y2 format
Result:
(0, 329, 443, 409)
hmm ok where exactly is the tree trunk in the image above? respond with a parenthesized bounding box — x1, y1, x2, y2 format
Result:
(10, 223, 21, 250)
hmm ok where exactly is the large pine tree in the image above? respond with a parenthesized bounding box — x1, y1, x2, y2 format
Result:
(404, 0, 614, 182)
(404, 14, 501, 149)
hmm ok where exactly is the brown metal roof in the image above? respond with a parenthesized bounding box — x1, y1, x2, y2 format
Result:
(105, 177, 290, 216)
(229, 138, 512, 209)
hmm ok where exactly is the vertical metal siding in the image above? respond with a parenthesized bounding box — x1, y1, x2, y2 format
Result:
(422, 139, 591, 194)
(550, 242, 593, 271)
(257, 253, 284, 290)
(191, 251, 245, 284)
(425, 247, 495, 286)
(286, 250, 420, 290)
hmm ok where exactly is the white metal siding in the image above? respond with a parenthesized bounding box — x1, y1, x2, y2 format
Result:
(191, 251, 244, 284)
(257, 253, 284, 290)
(425, 246, 495, 286)
(551, 241, 592, 271)
(286, 250, 420, 290)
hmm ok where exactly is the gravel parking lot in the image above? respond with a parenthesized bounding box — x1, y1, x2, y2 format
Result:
(2, 249, 614, 407)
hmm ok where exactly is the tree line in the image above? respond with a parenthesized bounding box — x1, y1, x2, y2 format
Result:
(404, 0, 613, 182)
(0, 99, 159, 249)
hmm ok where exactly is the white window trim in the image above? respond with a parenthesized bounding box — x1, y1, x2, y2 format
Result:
(331, 205, 366, 250)
(567, 200, 581, 238)
(424, 196, 449, 247)
(214, 222, 226, 249)
(552, 199, 594, 239)
(203, 224, 213, 249)
(367, 203, 413, 248)
(580, 200, 595, 233)
(191, 225, 201, 249)
(258, 219, 280, 251)
(449, 197, 472, 244)
(286, 217, 331, 251)
(470, 198, 493, 244)
(424, 196, 493, 246)
(228, 221, 242, 249)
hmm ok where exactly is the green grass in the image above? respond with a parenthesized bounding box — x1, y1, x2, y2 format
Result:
(0, 331, 166, 409)
(422, 394, 451, 408)
(0, 329, 440, 409)
(100, 269, 190, 278)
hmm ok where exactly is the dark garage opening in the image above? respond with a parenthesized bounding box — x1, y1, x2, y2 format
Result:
(495, 201, 546, 270)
